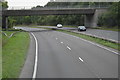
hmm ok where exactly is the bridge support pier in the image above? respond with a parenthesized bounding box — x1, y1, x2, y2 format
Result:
(2, 16, 8, 29)
(84, 9, 107, 28)
(84, 14, 97, 28)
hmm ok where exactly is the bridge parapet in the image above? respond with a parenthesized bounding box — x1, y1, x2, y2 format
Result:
(8, 5, 108, 10)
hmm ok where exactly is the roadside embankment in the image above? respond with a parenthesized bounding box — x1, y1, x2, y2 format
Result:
(2, 31, 30, 78)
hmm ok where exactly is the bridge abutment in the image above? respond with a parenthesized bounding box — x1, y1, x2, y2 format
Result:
(84, 9, 107, 28)
(85, 14, 96, 28)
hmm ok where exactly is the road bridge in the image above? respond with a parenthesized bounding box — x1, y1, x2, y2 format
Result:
(2, 8, 107, 29)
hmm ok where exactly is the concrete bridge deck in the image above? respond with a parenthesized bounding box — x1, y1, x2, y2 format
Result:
(2, 8, 95, 16)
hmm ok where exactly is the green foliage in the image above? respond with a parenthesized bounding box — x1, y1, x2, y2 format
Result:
(2, 32, 30, 78)
(0, 1, 8, 9)
(23, 16, 32, 25)
(8, 17, 16, 28)
(44, 2, 111, 8)
(11, 15, 84, 26)
(98, 2, 119, 28)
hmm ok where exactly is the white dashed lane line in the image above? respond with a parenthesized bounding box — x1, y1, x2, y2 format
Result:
(56, 38, 58, 40)
(61, 42, 63, 44)
(79, 57, 84, 62)
(57, 32, 119, 55)
(67, 46, 71, 50)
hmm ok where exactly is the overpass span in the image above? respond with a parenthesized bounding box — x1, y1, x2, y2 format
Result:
(3, 8, 95, 16)
(2, 8, 107, 29)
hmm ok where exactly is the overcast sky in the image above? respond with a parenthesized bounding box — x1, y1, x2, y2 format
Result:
(6, 0, 50, 9)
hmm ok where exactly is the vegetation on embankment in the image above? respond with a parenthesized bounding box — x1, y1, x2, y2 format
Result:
(98, 2, 120, 27)
(2, 31, 30, 78)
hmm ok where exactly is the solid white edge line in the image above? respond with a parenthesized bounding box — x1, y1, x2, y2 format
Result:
(2, 32, 8, 36)
(31, 33, 38, 80)
(79, 38, 119, 55)
(9, 33, 14, 38)
(67, 46, 71, 50)
(58, 32, 119, 55)
(4, 33, 7, 36)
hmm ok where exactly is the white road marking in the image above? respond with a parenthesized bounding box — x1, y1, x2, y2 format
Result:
(78, 56, 101, 79)
(9, 33, 14, 38)
(58, 32, 119, 55)
(4, 33, 8, 36)
(31, 33, 38, 80)
(1, 32, 8, 36)
(2, 32, 17, 38)
(79, 38, 119, 55)
(61, 42, 63, 44)
(67, 46, 71, 50)
(79, 57, 84, 62)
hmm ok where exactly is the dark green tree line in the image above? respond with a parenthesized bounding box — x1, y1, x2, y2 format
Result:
(0, 0, 8, 9)
(98, 2, 119, 28)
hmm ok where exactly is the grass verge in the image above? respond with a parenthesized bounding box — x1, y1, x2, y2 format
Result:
(2, 31, 16, 46)
(2, 31, 30, 78)
(2, 28, 23, 31)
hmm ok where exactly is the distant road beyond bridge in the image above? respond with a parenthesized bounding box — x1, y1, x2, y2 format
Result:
(2, 8, 107, 29)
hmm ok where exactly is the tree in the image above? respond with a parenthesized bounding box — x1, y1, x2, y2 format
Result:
(98, 2, 119, 28)
(0, 1, 8, 9)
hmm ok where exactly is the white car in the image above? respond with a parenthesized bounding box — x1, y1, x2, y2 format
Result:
(57, 24, 62, 28)
(78, 26, 86, 31)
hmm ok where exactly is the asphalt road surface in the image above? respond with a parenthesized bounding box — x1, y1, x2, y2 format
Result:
(73, 29, 119, 42)
(15, 26, 118, 42)
(37, 26, 77, 30)
(38, 26, 119, 42)
(18, 27, 118, 79)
